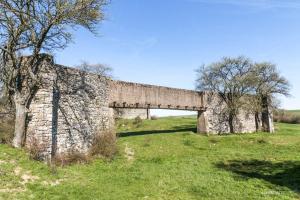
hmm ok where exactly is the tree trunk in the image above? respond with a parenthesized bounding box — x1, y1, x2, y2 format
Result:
(12, 98, 27, 148)
(228, 113, 235, 133)
(255, 112, 260, 132)
(261, 95, 271, 132)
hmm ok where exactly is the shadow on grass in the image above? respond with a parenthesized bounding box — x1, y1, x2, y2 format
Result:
(118, 128, 197, 137)
(216, 159, 300, 194)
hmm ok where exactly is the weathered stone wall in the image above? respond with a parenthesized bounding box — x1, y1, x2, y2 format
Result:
(201, 93, 257, 134)
(25, 60, 274, 158)
(114, 108, 149, 120)
(26, 59, 56, 158)
(26, 63, 113, 157)
(109, 80, 205, 111)
(52, 65, 113, 155)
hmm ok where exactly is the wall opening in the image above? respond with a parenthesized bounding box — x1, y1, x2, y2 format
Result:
(117, 109, 198, 137)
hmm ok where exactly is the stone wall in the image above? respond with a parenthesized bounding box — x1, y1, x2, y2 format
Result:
(114, 108, 149, 120)
(52, 65, 113, 155)
(201, 93, 257, 134)
(109, 80, 205, 111)
(26, 59, 56, 158)
(26, 63, 113, 157)
(25, 60, 274, 158)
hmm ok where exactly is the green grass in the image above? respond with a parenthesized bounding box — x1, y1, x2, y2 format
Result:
(1, 116, 300, 199)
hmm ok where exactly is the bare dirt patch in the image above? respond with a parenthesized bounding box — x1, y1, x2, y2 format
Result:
(13, 166, 40, 185)
(0, 160, 6, 164)
(0, 188, 26, 193)
(124, 144, 135, 161)
(14, 166, 22, 176)
(42, 179, 62, 186)
(20, 173, 39, 185)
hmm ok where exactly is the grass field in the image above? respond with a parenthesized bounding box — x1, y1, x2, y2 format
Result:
(0, 116, 300, 200)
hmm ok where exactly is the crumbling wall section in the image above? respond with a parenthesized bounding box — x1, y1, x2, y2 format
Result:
(26, 63, 113, 157)
(53, 65, 112, 155)
(202, 93, 272, 134)
(26, 59, 56, 158)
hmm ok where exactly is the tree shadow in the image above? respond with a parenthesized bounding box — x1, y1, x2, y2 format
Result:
(216, 159, 300, 194)
(118, 127, 197, 137)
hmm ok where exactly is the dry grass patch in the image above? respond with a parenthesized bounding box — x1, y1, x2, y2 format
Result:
(89, 130, 118, 160)
(26, 137, 47, 161)
(52, 151, 90, 167)
(124, 143, 135, 162)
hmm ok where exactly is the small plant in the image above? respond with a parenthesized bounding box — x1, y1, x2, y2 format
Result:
(257, 138, 268, 144)
(143, 137, 151, 147)
(27, 137, 46, 161)
(89, 129, 118, 160)
(47, 161, 58, 175)
(133, 116, 143, 127)
(0, 118, 14, 144)
(183, 139, 194, 146)
(151, 115, 158, 120)
(149, 157, 163, 164)
(209, 138, 219, 144)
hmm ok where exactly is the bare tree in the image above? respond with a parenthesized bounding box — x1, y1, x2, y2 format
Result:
(250, 62, 290, 132)
(0, 0, 108, 148)
(76, 61, 113, 78)
(196, 56, 254, 133)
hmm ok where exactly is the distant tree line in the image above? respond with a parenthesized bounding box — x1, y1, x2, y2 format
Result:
(195, 56, 290, 133)
(273, 110, 300, 124)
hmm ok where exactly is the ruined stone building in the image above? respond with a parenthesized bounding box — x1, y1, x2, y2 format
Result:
(24, 58, 274, 159)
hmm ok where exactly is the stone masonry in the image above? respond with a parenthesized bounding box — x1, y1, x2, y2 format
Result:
(25, 59, 274, 158)
(114, 108, 150, 120)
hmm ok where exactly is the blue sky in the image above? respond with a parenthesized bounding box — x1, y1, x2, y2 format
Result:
(55, 0, 300, 115)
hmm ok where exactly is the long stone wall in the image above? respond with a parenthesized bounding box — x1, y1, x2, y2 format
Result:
(109, 80, 205, 111)
(25, 60, 274, 159)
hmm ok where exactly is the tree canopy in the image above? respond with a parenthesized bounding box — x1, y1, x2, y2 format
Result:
(196, 56, 290, 133)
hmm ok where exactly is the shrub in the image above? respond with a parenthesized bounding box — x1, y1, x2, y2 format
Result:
(143, 137, 151, 147)
(27, 137, 46, 161)
(150, 115, 158, 120)
(89, 130, 117, 160)
(133, 116, 143, 127)
(0, 117, 14, 144)
(257, 138, 268, 144)
(209, 138, 219, 144)
(183, 139, 194, 146)
(273, 111, 300, 124)
(48, 162, 58, 175)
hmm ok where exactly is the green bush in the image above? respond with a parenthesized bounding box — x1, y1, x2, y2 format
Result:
(133, 116, 143, 127)
(151, 115, 158, 120)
